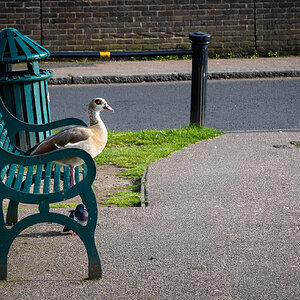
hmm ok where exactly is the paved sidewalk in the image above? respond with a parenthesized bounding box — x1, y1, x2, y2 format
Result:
(1, 58, 299, 299)
(38, 56, 300, 84)
(1, 131, 299, 299)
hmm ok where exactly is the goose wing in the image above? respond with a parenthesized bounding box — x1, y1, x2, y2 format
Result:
(27, 126, 91, 155)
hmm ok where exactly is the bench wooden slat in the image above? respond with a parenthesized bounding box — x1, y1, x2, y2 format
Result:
(43, 163, 52, 194)
(33, 164, 43, 194)
(0, 131, 12, 181)
(0, 127, 8, 148)
(0, 165, 8, 182)
(63, 166, 70, 190)
(13, 165, 25, 191)
(3, 134, 10, 151)
(1, 142, 14, 179)
(0, 119, 4, 134)
(53, 164, 61, 192)
(1, 139, 22, 188)
(23, 165, 34, 193)
(5, 163, 18, 187)
(2, 131, 13, 151)
(0, 135, 6, 150)
(75, 166, 80, 184)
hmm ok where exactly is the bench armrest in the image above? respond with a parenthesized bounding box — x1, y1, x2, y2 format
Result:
(0, 97, 87, 138)
(12, 117, 87, 136)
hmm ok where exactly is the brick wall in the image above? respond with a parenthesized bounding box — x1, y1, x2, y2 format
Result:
(0, 0, 299, 56)
(0, 0, 41, 43)
(256, 0, 300, 55)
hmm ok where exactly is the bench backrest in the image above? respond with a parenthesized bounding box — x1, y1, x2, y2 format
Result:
(0, 108, 19, 154)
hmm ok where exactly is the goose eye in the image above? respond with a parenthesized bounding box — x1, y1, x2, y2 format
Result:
(95, 99, 102, 105)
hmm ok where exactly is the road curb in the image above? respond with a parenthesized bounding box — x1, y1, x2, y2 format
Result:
(209, 70, 300, 80)
(48, 73, 191, 85)
(48, 70, 300, 85)
(140, 166, 148, 208)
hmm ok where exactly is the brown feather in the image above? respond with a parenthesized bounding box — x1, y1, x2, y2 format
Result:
(29, 126, 90, 155)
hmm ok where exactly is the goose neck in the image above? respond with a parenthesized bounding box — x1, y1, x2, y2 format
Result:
(89, 109, 102, 126)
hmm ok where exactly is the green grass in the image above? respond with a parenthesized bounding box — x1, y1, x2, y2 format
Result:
(101, 191, 142, 207)
(3, 203, 79, 210)
(290, 141, 300, 148)
(94, 126, 222, 206)
(267, 50, 279, 57)
(49, 203, 78, 209)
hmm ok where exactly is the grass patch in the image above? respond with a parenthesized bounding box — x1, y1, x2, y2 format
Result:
(3, 203, 78, 210)
(101, 191, 142, 207)
(95, 126, 222, 206)
(49, 203, 78, 209)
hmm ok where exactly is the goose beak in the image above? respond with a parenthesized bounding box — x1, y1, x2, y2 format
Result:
(104, 104, 114, 112)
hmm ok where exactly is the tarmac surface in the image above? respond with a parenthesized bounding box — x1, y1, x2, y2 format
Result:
(1, 57, 300, 299)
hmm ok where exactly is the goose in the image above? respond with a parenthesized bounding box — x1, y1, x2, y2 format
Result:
(26, 97, 113, 186)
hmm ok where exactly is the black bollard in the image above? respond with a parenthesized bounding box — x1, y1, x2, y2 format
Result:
(189, 32, 212, 126)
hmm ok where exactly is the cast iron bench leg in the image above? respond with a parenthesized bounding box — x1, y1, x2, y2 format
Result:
(6, 200, 19, 225)
(87, 239, 102, 279)
(80, 189, 102, 280)
(0, 203, 9, 280)
(0, 252, 8, 280)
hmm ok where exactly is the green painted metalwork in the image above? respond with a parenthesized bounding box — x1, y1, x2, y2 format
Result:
(0, 71, 52, 84)
(23, 82, 37, 147)
(0, 98, 102, 280)
(40, 80, 49, 123)
(43, 163, 52, 194)
(13, 165, 25, 191)
(54, 165, 61, 193)
(63, 166, 70, 190)
(75, 167, 80, 184)
(0, 28, 50, 63)
(0, 28, 53, 151)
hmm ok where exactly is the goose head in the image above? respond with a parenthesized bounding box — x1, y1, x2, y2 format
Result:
(89, 97, 114, 112)
(88, 97, 113, 125)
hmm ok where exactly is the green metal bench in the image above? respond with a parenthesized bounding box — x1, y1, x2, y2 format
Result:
(0, 97, 102, 280)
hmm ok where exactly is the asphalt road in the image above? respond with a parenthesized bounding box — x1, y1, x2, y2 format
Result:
(49, 78, 300, 131)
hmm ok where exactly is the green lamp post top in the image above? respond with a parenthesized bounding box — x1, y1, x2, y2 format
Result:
(0, 28, 50, 64)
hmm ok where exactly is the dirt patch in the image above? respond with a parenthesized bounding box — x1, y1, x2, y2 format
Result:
(3, 165, 133, 209)
(93, 164, 134, 201)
